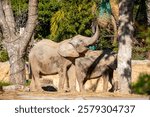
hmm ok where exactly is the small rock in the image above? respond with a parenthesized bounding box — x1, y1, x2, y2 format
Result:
(23, 87, 30, 92)
(3, 85, 24, 91)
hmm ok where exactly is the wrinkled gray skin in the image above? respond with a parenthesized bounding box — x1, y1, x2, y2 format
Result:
(29, 26, 99, 92)
(75, 50, 117, 92)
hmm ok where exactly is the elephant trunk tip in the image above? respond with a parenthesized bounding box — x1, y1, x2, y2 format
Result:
(86, 24, 99, 46)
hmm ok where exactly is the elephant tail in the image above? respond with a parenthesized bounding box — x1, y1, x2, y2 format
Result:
(25, 62, 32, 80)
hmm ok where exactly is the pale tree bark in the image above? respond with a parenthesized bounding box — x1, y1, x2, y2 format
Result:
(146, 0, 150, 26)
(0, 0, 38, 85)
(117, 0, 134, 94)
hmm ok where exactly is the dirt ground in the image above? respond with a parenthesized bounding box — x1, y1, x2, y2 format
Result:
(0, 89, 149, 100)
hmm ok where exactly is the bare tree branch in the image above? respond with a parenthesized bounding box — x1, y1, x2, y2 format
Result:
(0, 0, 11, 41)
(21, 0, 38, 52)
(2, 0, 16, 36)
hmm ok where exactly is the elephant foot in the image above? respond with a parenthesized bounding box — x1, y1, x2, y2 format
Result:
(58, 89, 66, 93)
(29, 85, 37, 92)
(102, 90, 108, 93)
(80, 89, 87, 94)
(69, 90, 78, 93)
(102, 87, 108, 92)
(36, 87, 44, 92)
(114, 81, 119, 92)
(29, 88, 37, 92)
(29, 87, 43, 92)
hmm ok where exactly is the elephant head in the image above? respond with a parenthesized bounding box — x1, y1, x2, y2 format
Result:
(58, 25, 99, 57)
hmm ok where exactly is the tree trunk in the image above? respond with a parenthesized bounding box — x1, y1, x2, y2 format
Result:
(6, 42, 26, 84)
(146, 0, 150, 26)
(0, 0, 38, 85)
(117, 0, 134, 94)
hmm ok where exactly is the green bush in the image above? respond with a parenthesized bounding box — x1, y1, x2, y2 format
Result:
(25, 80, 31, 86)
(133, 26, 150, 60)
(0, 81, 11, 87)
(132, 73, 150, 95)
(0, 50, 9, 62)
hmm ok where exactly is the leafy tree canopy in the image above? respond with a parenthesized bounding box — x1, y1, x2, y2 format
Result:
(49, 0, 101, 42)
(11, 0, 101, 41)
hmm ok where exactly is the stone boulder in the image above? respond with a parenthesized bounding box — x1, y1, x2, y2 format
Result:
(0, 61, 9, 82)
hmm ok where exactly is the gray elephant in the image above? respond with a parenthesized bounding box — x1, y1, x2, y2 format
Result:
(75, 49, 117, 92)
(29, 25, 99, 92)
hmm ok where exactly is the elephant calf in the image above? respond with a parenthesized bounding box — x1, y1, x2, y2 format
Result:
(75, 50, 117, 92)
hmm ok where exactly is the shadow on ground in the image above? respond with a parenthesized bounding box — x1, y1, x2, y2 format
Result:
(42, 85, 57, 92)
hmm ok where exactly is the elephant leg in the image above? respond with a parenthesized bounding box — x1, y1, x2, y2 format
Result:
(76, 76, 85, 92)
(102, 71, 109, 92)
(30, 76, 36, 91)
(58, 58, 72, 92)
(68, 65, 77, 92)
(108, 69, 115, 92)
(58, 66, 67, 92)
(30, 75, 42, 92)
(35, 78, 43, 92)
(31, 69, 43, 92)
(58, 68, 65, 92)
(75, 59, 86, 93)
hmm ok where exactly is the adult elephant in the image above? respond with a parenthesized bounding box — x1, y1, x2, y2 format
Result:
(75, 49, 117, 92)
(29, 25, 99, 92)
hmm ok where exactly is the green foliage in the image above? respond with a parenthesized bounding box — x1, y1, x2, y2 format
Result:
(10, 0, 149, 57)
(0, 81, 11, 87)
(132, 73, 150, 95)
(25, 80, 31, 86)
(50, 9, 65, 41)
(0, 43, 9, 62)
(11, 0, 61, 38)
(36, 0, 61, 38)
(132, 47, 146, 60)
(97, 28, 115, 50)
(0, 50, 9, 62)
(50, 0, 100, 41)
(132, 0, 150, 60)
(11, 0, 28, 28)
(133, 26, 150, 60)
(11, 0, 28, 16)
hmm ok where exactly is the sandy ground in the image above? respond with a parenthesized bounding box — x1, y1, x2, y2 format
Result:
(0, 90, 149, 100)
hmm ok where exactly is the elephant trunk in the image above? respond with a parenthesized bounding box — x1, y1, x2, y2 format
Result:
(68, 25, 99, 54)
(84, 25, 99, 46)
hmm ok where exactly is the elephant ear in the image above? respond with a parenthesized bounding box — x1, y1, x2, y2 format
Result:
(74, 45, 88, 53)
(58, 42, 79, 58)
